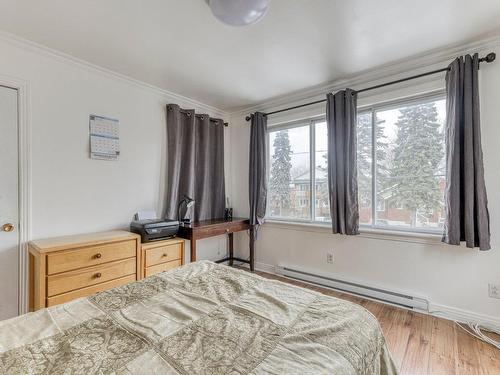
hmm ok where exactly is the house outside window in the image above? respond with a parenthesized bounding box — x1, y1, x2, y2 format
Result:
(376, 199, 386, 212)
(267, 92, 446, 233)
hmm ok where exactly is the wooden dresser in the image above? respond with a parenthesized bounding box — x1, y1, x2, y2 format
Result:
(140, 238, 184, 278)
(29, 230, 141, 311)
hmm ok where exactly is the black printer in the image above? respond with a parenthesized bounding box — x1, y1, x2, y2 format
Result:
(130, 219, 179, 243)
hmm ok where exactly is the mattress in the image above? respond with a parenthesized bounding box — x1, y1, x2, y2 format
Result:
(0, 261, 397, 374)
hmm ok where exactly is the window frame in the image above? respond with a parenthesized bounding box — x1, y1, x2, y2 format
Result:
(266, 116, 324, 224)
(359, 90, 446, 235)
(265, 90, 446, 235)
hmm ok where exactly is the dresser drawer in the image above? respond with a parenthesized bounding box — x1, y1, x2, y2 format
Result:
(145, 243, 182, 267)
(46, 275, 136, 307)
(145, 259, 181, 277)
(47, 258, 136, 297)
(47, 240, 136, 275)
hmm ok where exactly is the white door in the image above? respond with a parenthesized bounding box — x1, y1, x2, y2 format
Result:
(0, 85, 19, 320)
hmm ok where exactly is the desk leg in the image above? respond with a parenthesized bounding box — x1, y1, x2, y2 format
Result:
(190, 238, 197, 262)
(249, 226, 255, 272)
(228, 233, 234, 266)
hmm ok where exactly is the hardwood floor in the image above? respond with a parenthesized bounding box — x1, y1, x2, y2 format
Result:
(255, 270, 500, 375)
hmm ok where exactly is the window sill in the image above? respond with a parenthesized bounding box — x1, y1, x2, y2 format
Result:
(263, 219, 444, 245)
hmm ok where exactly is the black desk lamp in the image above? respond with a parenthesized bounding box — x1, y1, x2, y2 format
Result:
(177, 196, 195, 225)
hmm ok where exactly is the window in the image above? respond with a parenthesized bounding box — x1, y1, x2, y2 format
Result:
(268, 123, 311, 220)
(267, 93, 446, 234)
(362, 94, 446, 232)
(315, 121, 330, 222)
(268, 119, 326, 221)
(376, 199, 386, 212)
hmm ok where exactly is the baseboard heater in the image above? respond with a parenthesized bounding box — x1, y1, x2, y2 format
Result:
(275, 264, 429, 312)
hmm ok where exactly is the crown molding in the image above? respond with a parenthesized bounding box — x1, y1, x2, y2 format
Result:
(229, 33, 500, 117)
(3, 28, 499, 121)
(0, 30, 228, 119)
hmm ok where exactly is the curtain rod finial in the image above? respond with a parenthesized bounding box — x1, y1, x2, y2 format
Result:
(245, 115, 252, 121)
(480, 52, 496, 63)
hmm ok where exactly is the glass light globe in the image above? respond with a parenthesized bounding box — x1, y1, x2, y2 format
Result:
(208, 0, 269, 26)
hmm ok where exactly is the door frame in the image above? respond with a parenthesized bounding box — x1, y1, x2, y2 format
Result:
(0, 74, 31, 315)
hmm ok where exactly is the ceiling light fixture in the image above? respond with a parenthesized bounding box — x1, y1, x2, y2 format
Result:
(206, 0, 269, 27)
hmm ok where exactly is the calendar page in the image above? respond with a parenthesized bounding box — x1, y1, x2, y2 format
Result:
(89, 115, 120, 160)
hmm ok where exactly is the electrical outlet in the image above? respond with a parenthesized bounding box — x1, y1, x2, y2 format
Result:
(489, 284, 500, 299)
(326, 252, 334, 264)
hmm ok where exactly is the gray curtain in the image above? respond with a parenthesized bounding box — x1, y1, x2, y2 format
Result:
(165, 104, 225, 222)
(249, 112, 268, 227)
(326, 89, 359, 235)
(442, 54, 491, 250)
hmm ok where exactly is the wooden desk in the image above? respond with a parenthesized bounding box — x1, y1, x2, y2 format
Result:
(176, 218, 256, 271)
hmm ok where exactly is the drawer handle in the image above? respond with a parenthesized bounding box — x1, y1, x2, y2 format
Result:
(94, 253, 102, 259)
(94, 272, 102, 278)
(162, 253, 168, 257)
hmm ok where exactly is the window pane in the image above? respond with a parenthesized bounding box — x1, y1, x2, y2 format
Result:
(357, 112, 373, 225)
(374, 98, 446, 230)
(314, 121, 330, 222)
(269, 125, 310, 220)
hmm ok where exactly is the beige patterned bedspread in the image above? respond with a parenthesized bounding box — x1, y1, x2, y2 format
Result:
(0, 261, 397, 375)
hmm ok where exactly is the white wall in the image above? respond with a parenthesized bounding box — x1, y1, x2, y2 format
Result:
(229, 44, 500, 324)
(2, 31, 499, 325)
(0, 36, 230, 263)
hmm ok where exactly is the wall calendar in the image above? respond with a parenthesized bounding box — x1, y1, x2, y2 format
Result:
(89, 115, 120, 160)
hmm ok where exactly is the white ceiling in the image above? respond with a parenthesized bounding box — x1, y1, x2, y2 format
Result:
(1, 0, 500, 111)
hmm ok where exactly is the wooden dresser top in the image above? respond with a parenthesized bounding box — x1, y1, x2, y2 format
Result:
(29, 230, 140, 253)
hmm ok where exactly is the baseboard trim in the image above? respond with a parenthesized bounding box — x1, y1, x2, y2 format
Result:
(255, 261, 275, 274)
(428, 303, 500, 331)
(254, 261, 500, 331)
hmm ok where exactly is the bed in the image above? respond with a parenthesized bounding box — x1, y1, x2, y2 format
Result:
(0, 261, 397, 374)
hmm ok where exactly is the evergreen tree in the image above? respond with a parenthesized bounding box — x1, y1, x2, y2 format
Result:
(357, 114, 388, 209)
(270, 130, 292, 215)
(391, 102, 443, 225)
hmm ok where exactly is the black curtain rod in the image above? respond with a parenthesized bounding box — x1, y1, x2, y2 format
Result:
(173, 108, 228, 127)
(245, 52, 496, 121)
(211, 119, 229, 127)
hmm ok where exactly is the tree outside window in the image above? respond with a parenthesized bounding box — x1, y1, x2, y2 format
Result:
(266, 94, 446, 233)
